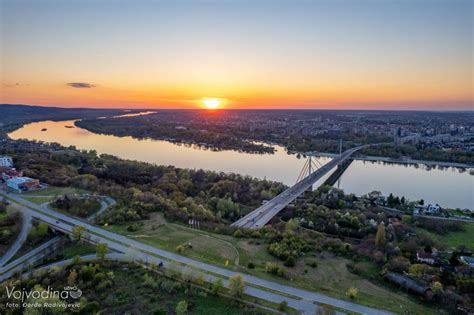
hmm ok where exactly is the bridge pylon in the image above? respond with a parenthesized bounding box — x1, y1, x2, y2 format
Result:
(296, 155, 323, 193)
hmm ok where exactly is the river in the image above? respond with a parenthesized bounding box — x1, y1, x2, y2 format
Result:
(8, 119, 473, 210)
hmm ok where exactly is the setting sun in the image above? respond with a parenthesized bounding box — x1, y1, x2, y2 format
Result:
(202, 98, 221, 109)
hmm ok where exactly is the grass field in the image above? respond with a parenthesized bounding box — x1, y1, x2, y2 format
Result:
(22, 196, 52, 205)
(23, 186, 87, 198)
(104, 214, 444, 314)
(417, 224, 474, 250)
(106, 216, 240, 267)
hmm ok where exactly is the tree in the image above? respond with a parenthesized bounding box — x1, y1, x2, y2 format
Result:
(375, 223, 386, 247)
(278, 300, 288, 312)
(175, 300, 188, 315)
(36, 223, 48, 237)
(72, 225, 86, 242)
(432, 281, 443, 293)
(176, 245, 185, 254)
(67, 269, 78, 286)
(228, 275, 245, 299)
(96, 243, 108, 260)
(211, 278, 223, 295)
(346, 287, 358, 299)
(233, 229, 242, 238)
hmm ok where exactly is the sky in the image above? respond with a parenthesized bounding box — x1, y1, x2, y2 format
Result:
(0, 0, 473, 110)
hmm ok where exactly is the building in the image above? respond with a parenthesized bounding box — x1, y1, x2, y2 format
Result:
(385, 272, 433, 300)
(459, 256, 474, 267)
(417, 251, 437, 265)
(426, 204, 441, 214)
(0, 156, 13, 167)
(6, 177, 40, 193)
(0, 166, 23, 182)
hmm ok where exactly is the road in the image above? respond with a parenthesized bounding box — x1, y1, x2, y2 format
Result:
(0, 194, 115, 280)
(232, 145, 366, 229)
(0, 212, 32, 267)
(0, 236, 64, 281)
(0, 190, 392, 315)
(380, 206, 474, 224)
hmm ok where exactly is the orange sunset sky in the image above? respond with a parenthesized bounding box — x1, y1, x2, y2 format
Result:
(1, 0, 473, 110)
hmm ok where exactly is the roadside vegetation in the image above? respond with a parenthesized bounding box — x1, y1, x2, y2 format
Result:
(51, 195, 101, 218)
(0, 261, 269, 315)
(0, 201, 21, 257)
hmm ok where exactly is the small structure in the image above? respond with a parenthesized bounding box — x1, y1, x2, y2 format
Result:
(459, 255, 474, 267)
(0, 166, 23, 182)
(6, 177, 40, 193)
(0, 156, 13, 168)
(426, 204, 441, 214)
(385, 272, 433, 300)
(417, 251, 437, 265)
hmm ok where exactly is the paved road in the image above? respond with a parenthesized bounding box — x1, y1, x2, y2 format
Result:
(233, 145, 366, 229)
(381, 206, 474, 224)
(0, 195, 115, 280)
(0, 190, 393, 315)
(0, 236, 64, 281)
(0, 212, 32, 267)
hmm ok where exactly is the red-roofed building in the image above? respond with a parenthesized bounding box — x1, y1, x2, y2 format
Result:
(0, 166, 23, 182)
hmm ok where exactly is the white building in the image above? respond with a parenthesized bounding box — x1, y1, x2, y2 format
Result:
(0, 156, 13, 167)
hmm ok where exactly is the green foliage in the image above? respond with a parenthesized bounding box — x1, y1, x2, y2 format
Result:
(211, 278, 223, 295)
(375, 223, 386, 247)
(233, 229, 242, 238)
(176, 245, 185, 254)
(346, 287, 358, 299)
(265, 262, 286, 277)
(228, 275, 245, 299)
(95, 243, 108, 260)
(267, 231, 308, 262)
(72, 225, 86, 242)
(432, 281, 443, 293)
(175, 300, 188, 315)
(278, 300, 289, 312)
(52, 195, 100, 218)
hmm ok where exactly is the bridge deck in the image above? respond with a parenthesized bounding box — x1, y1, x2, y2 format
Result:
(231, 146, 365, 229)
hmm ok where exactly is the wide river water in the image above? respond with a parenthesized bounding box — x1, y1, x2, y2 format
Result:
(8, 119, 473, 210)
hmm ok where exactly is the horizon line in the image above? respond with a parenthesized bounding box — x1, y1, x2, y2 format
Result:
(2, 103, 474, 113)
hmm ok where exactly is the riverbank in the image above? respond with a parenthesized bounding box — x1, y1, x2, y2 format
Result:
(309, 152, 473, 169)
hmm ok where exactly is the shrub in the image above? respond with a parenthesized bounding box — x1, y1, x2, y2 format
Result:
(176, 245, 185, 254)
(346, 287, 358, 299)
(284, 256, 295, 267)
(233, 229, 242, 238)
(278, 300, 289, 312)
(307, 261, 318, 268)
(175, 300, 188, 315)
(265, 262, 286, 277)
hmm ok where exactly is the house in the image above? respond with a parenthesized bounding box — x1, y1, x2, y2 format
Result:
(6, 177, 40, 193)
(426, 204, 441, 214)
(385, 272, 433, 300)
(417, 251, 437, 265)
(0, 156, 13, 167)
(459, 255, 474, 267)
(0, 166, 23, 182)
(413, 204, 427, 215)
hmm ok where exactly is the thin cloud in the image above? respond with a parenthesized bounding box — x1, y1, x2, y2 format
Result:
(67, 82, 95, 88)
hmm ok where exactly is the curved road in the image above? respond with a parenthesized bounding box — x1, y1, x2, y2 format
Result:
(0, 212, 32, 267)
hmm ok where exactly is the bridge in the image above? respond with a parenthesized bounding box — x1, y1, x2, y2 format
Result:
(231, 145, 366, 229)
